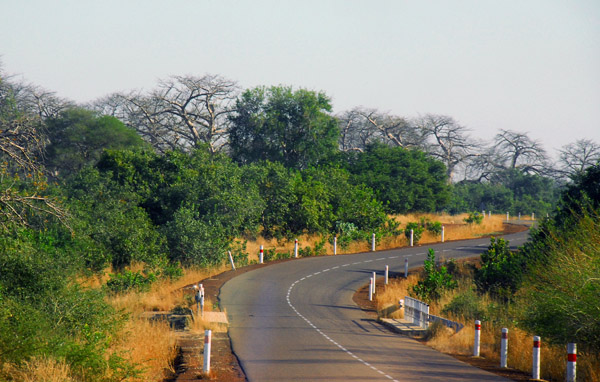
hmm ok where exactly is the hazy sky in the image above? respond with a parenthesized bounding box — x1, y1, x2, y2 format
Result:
(2, 0, 599, 156)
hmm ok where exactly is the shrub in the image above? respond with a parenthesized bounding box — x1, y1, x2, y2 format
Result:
(425, 220, 443, 235)
(464, 212, 483, 225)
(412, 249, 457, 302)
(475, 237, 524, 301)
(105, 270, 157, 294)
(404, 222, 424, 244)
(442, 289, 486, 321)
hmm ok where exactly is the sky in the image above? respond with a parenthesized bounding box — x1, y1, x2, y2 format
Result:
(1, 0, 599, 157)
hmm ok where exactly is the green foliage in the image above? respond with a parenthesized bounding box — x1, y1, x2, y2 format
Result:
(425, 220, 442, 235)
(463, 211, 483, 225)
(475, 237, 523, 300)
(412, 249, 457, 302)
(298, 238, 327, 257)
(45, 108, 147, 178)
(404, 222, 424, 244)
(334, 221, 362, 249)
(341, 143, 450, 213)
(441, 288, 486, 321)
(105, 270, 157, 294)
(229, 86, 339, 170)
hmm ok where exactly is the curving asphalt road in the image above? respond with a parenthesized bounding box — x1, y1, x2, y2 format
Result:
(220, 230, 529, 381)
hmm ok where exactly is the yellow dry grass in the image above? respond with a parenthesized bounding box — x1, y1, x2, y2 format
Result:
(1, 357, 75, 382)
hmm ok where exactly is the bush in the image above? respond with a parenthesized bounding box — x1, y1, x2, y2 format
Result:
(404, 222, 424, 244)
(464, 212, 483, 225)
(105, 270, 157, 294)
(425, 220, 442, 235)
(475, 237, 524, 301)
(442, 289, 486, 321)
(412, 249, 457, 302)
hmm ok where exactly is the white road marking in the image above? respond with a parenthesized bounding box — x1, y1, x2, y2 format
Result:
(286, 265, 400, 382)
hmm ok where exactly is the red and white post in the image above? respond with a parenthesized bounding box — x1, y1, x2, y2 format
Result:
(259, 245, 264, 264)
(532, 336, 541, 380)
(473, 320, 481, 357)
(368, 278, 373, 301)
(567, 343, 576, 382)
(404, 258, 408, 278)
(203, 329, 212, 374)
(385, 265, 389, 285)
(294, 239, 298, 258)
(500, 328, 508, 368)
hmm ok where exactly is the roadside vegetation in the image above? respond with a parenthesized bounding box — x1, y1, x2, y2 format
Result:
(1, 66, 598, 381)
(375, 165, 600, 381)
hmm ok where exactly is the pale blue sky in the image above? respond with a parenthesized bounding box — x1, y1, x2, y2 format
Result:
(1, 0, 599, 155)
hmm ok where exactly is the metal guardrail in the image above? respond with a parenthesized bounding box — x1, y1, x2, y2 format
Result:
(403, 296, 463, 332)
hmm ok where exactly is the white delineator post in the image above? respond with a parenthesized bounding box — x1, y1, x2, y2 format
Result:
(369, 278, 373, 301)
(333, 235, 337, 255)
(532, 212, 535, 220)
(507, 211, 509, 221)
(228, 251, 236, 271)
(294, 239, 298, 258)
(371, 233, 376, 252)
(385, 265, 389, 285)
(532, 336, 541, 380)
(404, 258, 408, 278)
(259, 245, 264, 264)
(441, 225, 445, 242)
(482, 210, 485, 218)
(372, 271, 376, 294)
(567, 343, 576, 382)
(518, 212, 521, 220)
(500, 328, 508, 368)
(203, 329, 212, 374)
(474, 320, 481, 357)
(410, 229, 414, 247)
(488, 210, 491, 218)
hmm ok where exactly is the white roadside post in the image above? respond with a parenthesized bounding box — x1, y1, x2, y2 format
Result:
(294, 239, 298, 258)
(333, 235, 337, 255)
(410, 229, 414, 247)
(371, 233, 376, 252)
(259, 245, 264, 264)
(500, 328, 508, 368)
(518, 212, 521, 220)
(385, 265, 389, 285)
(532, 336, 541, 380)
(488, 210, 491, 218)
(532, 212, 535, 220)
(404, 258, 408, 278)
(441, 225, 445, 243)
(567, 343, 577, 382)
(482, 210, 485, 218)
(474, 320, 481, 357)
(228, 251, 236, 271)
(369, 278, 373, 301)
(203, 329, 212, 374)
(506, 211, 509, 221)
(372, 271, 376, 294)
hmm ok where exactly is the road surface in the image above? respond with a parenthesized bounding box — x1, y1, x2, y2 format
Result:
(221, 231, 529, 381)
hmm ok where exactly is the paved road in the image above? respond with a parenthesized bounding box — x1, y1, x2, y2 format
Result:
(221, 231, 529, 381)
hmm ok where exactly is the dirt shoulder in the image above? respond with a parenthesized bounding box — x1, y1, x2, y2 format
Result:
(166, 223, 529, 381)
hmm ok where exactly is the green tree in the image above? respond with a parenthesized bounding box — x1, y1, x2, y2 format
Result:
(474, 237, 524, 301)
(229, 86, 339, 169)
(44, 108, 147, 178)
(412, 249, 457, 302)
(342, 143, 450, 213)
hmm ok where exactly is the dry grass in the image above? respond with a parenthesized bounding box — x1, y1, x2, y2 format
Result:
(2, 357, 75, 382)
(244, 213, 507, 258)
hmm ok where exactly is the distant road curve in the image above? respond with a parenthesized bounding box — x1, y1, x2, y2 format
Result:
(221, 230, 528, 381)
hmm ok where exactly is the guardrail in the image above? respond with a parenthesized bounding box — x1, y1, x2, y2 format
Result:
(403, 296, 463, 332)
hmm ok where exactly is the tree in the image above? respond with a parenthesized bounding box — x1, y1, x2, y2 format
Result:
(343, 143, 450, 213)
(93, 74, 239, 153)
(228, 86, 339, 170)
(337, 107, 426, 152)
(494, 129, 548, 175)
(44, 108, 147, 178)
(414, 114, 479, 181)
(0, 67, 68, 230)
(558, 139, 600, 178)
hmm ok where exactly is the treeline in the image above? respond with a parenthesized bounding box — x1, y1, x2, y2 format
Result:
(1, 67, 599, 380)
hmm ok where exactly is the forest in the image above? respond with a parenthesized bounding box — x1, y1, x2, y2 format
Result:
(1, 69, 599, 380)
